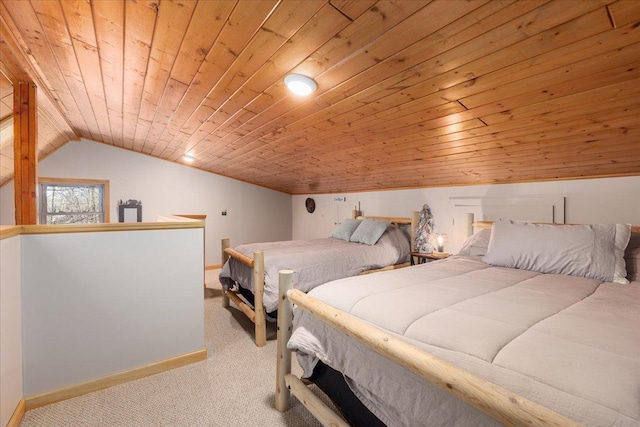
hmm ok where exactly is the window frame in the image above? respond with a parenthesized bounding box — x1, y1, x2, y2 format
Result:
(38, 177, 110, 224)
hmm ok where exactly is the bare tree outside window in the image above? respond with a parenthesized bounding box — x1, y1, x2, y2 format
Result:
(39, 179, 110, 224)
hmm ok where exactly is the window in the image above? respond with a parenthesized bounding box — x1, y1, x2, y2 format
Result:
(39, 178, 110, 224)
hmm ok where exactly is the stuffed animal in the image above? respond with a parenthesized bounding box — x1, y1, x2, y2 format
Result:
(414, 204, 435, 253)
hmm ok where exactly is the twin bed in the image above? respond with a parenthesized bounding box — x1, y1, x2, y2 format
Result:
(219, 213, 417, 346)
(276, 221, 640, 427)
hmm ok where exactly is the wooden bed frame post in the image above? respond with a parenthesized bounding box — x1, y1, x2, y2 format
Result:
(275, 269, 294, 412)
(253, 250, 266, 347)
(275, 272, 350, 426)
(221, 238, 230, 308)
(220, 239, 267, 347)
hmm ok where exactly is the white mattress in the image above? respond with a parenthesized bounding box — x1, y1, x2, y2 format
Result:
(288, 256, 640, 427)
(219, 226, 410, 312)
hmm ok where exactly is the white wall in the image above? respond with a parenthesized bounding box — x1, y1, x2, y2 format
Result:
(0, 233, 22, 426)
(0, 139, 292, 265)
(293, 176, 640, 253)
(21, 227, 204, 395)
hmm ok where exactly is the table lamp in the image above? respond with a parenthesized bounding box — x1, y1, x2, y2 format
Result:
(433, 233, 448, 256)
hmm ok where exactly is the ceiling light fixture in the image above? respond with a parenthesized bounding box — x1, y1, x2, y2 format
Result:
(183, 154, 195, 163)
(284, 73, 317, 96)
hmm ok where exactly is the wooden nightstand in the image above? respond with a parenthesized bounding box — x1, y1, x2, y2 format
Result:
(410, 251, 450, 265)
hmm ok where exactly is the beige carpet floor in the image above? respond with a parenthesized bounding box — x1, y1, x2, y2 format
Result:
(19, 270, 336, 427)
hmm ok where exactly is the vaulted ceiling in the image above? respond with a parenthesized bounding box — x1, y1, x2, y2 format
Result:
(1, 0, 639, 194)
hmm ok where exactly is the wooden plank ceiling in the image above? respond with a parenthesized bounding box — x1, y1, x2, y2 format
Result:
(0, 0, 638, 194)
(0, 18, 76, 186)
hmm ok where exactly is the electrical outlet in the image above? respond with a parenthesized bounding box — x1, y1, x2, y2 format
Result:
(221, 209, 227, 216)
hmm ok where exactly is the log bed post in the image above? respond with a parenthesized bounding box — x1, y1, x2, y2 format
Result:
(275, 271, 349, 426)
(253, 250, 266, 347)
(221, 238, 230, 308)
(275, 269, 294, 412)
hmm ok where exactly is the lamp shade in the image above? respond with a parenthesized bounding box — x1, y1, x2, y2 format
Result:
(284, 74, 317, 95)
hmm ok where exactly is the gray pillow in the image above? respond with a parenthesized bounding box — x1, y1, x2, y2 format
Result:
(482, 221, 631, 283)
(330, 218, 362, 241)
(350, 219, 390, 245)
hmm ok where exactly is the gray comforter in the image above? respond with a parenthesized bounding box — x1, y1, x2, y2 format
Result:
(219, 226, 410, 313)
(288, 256, 640, 427)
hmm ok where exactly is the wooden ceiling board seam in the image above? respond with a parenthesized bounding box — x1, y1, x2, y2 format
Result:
(328, 0, 378, 21)
(27, 0, 102, 140)
(62, 0, 114, 145)
(154, 0, 280, 158)
(480, 80, 640, 125)
(231, 117, 488, 168)
(424, 115, 640, 158)
(462, 155, 640, 177)
(189, 0, 424, 154)
(121, 0, 157, 151)
(1, 1, 83, 138)
(177, 3, 353, 160)
(256, 1, 609, 150)
(428, 72, 640, 131)
(188, 3, 488, 162)
(369, 129, 640, 168)
(331, 7, 618, 130)
(135, 0, 196, 125)
(330, 147, 640, 177)
(606, 0, 640, 28)
(207, 0, 554, 156)
(301, 0, 434, 81)
(0, 73, 13, 99)
(154, 1, 286, 159)
(137, 0, 201, 152)
(381, 106, 640, 151)
(262, 107, 640, 167)
(465, 55, 640, 116)
(141, 0, 236, 153)
(144, 78, 189, 155)
(168, 0, 236, 87)
(92, 0, 125, 148)
(174, 0, 327, 156)
(449, 9, 617, 100)
(0, 6, 76, 188)
(66, 34, 113, 144)
(177, 0, 323, 145)
(458, 39, 640, 110)
(192, 3, 436, 153)
(419, 130, 640, 170)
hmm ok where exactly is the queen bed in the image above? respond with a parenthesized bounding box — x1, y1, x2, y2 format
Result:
(276, 221, 640, 426)
(219, 213, 416, 346)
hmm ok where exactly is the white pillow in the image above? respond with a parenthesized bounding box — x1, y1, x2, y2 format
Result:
(482, 221, 631, 283)
(350, 219, 390, 245)
(330, 218, 362, 241)
(457, 229, 491, 256)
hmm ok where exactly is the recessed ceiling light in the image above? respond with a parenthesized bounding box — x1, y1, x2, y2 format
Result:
(183, 154, 195, 163)
(284, 73, 317, 96)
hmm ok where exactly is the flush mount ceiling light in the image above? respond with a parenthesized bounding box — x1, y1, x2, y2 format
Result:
(183, 154, 195, 163)
(284, 73, 317, 96)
